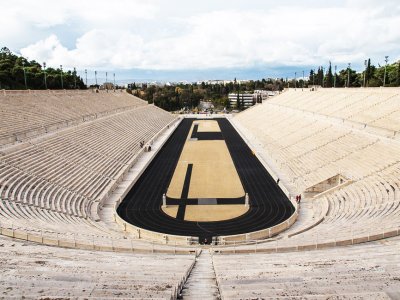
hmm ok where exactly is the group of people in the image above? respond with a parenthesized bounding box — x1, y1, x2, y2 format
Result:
(140, 140, 153, 152)
(295, 194, 302, 204)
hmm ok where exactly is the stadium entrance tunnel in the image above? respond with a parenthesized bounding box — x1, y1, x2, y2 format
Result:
(116, 118, 295, 244)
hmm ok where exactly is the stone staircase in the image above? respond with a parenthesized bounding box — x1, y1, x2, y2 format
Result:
(180, 250, 220, 300)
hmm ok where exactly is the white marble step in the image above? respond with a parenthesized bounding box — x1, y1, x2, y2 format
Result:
(181, 251, 220, 300)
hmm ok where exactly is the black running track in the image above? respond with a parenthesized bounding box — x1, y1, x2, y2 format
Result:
(117, 118, 295, 242)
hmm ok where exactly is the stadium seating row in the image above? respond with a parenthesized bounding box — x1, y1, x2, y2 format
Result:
(235, 99, 400, 193)
(268, 88, 400, 136)
(229, 88, 400, 250)
(1, 88, 400, 299)
(0, 90, 146, 147)
(213, 236, 400, 299)
(0, 235, 196, 299)
(0, 99, 178, 250)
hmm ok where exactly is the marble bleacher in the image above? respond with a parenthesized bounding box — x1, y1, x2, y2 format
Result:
(0, 91, 178, 251)
(268, 88, 400, 136)
(0, 235, 195, 299)
(230, 88, 400, 250)
(0, 90, 147, 147)
(1, 88, 400, 299)
(213, 237, 400, 299)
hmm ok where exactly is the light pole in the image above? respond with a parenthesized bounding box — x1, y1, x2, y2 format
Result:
(334, 65, 337, 88)
(43, 62, 47, 89)
(73, 67, 77, 89)
(105, 72, 108, 90)
(294, 72, 297, 90)
(347, 63, 351, 88)
(95, 71, 98, 87)
(113, 73, 115, 89)
(22, 61, 27, 89)
(383, 56, 389, 87)
(363, 60, 367, 88)
(302, 70, 304, 91)
(85, 69, 87, 87)
(60, 65, 64, 89)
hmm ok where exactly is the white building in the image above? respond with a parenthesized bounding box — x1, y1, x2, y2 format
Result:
(228, 93, 255, 108)
(254, 90, 271, 101)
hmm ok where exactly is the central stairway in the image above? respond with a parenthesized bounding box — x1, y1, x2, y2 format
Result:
(180, 250, 220, 300)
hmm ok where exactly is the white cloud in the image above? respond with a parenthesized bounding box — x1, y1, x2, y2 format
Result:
(20, 35, 67, 65)
(8, 0, 400, 72)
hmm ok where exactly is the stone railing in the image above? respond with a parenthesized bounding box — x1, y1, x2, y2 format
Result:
(217, 201, 298, 244)
(114, 205, 198, 246)
(211, 226, 400, 254)
(0, 221, 199, 255)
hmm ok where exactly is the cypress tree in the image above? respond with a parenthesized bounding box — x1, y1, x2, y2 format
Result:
(317, 67, 324, 86)
(366, 58, 371, 87)
(309, 69, 314, 85)
(236, 91, 240, 110)
(397, 61, 400, 86)
(326, 62, 333, 88)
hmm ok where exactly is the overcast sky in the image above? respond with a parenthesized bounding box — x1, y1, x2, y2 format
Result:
(1, 0, 399, 81)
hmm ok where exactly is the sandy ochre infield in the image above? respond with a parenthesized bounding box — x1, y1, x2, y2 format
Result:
(163, 204, 248, 222)
(196, 119, 221, 132)
(163, 120, 248, 222)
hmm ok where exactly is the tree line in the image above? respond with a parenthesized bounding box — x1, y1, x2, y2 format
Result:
(128, 59, 400, 111)
(306, 60, 400, 88)
(0, 47, 85, 89)
(127, 78, 285, 111)
(2, 46, 399, 109)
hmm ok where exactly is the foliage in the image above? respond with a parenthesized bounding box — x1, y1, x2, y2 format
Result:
(130, 78, 285, 111)
(4, 46, 398, 107)
(129, 58, 400, 112)
(0, 47, 85, 89)
(309, 59, 400, 88)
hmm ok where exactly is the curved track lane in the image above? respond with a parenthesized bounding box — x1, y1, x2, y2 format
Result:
(117, 118, 295, 241)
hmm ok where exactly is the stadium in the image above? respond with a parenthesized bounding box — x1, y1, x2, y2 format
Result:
(1, 86, 400, 299)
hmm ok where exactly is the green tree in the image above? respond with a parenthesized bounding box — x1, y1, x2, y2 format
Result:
(326, 62, 333, 88)
(226, 96, 231, 109)
(317, 67, 323, 86)
(0, 46, 85, 89)
(309, 69, 315, 85)
(396, 61, 400, 86)
(236, 91, 241, 110)
(365, 58, 371, 87)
